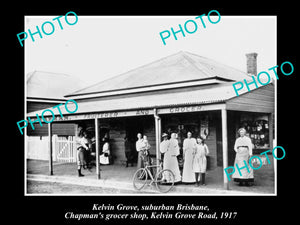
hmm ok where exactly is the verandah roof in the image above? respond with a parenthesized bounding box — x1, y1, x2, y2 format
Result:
(27, 81, 274, 119)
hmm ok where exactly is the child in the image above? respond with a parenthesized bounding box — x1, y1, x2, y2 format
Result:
(192, 137, 209, 186)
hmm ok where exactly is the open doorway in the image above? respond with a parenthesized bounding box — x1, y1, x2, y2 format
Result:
(124, 117, 145, 164)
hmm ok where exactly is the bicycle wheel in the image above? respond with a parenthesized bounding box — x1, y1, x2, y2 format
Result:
(155, 169, 175, 193)
(132, 168, 148, 191)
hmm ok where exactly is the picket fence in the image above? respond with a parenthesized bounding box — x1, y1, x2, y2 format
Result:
(27, 135, 77, 163)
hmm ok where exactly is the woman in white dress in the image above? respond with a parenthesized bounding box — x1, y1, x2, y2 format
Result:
(232, 128, 254, 186)
(160, 133, 181, 182)
(182, 132, 197, 183)
(192, 137, 209, 186)
(100, 138, 110, 165)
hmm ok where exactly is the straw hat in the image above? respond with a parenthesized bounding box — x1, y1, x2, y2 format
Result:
(162, 133, 168, 138)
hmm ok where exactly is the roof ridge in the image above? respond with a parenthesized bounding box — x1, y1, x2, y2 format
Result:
(70, 51, 186, 95)
(181, 51, 212, 78)
(184, 51, 249, 76)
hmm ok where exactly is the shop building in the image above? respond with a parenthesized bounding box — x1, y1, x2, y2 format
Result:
(26, 71, 87, 161)
(26, 51, 275, 189)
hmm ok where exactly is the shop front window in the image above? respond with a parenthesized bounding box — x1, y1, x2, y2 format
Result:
(239, 113, 270, 150)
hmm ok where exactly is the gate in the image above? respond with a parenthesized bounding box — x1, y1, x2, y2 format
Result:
(54, 136, 77, 163)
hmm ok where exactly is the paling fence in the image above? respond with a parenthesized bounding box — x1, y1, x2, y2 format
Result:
(27, 135, 77, 163)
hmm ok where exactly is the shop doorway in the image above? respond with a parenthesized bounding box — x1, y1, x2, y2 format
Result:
(125, 117, 144, 141)
(124, 117, 145, 164)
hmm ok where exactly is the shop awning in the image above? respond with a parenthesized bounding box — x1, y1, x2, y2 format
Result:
(26, 81, 274, 120)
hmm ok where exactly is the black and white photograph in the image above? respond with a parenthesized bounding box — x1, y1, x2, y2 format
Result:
(14, 5, 298, 224)
(24, 15, 276, 196)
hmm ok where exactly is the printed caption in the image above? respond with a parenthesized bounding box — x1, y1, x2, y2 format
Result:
(64, 203, 238, 221)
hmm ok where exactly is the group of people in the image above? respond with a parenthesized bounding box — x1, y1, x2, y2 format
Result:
(160, 132, 209, 186)
(134, 131, 209, 186)
(76, 130, 111, 177)
(76, 126, 255, 187)
(158, 128, 255, 187)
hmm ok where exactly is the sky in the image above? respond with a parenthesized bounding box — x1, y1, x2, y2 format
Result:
(25, 15, 276, 86)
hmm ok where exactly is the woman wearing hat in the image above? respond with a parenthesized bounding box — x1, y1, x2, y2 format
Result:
(232, 128, 254, 186)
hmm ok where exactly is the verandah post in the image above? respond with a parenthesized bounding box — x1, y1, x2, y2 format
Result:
(154, 109, 161, 169)
(48, 122, 53, 175)
(221, 109, 229, 190)
(95, 118, 101, 179)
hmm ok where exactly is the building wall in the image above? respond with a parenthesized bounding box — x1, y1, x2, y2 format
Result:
(27, 123, 76, 136)
(226, 84, 274, 113)
(27, 101, 59, 113)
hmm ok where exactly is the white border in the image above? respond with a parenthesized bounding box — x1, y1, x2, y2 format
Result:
(24, 15, 277, 196)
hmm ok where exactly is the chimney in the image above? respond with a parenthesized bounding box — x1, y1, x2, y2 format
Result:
(246, 52, 258, 76)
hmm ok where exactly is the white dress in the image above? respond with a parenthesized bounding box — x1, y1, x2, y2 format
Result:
(160, 139, 181, 182)
(182, 138, 197, 182)
(232, 136, 254, 181)
(100, 142, 110, 165)
(192, 144, 209, 173)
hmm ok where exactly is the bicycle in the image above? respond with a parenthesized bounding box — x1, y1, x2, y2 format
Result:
(132, 155, 175, 193)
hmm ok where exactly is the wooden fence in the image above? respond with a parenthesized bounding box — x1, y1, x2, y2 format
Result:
(27, 135, 77, 163)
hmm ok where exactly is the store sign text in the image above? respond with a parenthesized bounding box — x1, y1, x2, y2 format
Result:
(169, 106, 202, 113)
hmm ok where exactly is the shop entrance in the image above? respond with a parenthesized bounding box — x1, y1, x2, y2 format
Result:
(125, 117, 144, 141)
(124, 117, 145, 164)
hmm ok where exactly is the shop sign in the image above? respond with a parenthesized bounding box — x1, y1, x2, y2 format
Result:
(54, 109, 154, 121)
(169, 105, 202, 113)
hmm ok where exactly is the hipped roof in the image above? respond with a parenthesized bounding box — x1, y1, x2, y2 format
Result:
(66, 51, 250, 97)
(27, 71, 87, 100)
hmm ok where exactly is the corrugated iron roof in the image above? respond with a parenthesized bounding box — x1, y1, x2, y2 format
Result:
(27, 71, 87, 100)
(27, 82, 256, 118)
(67, 51, 250, 97)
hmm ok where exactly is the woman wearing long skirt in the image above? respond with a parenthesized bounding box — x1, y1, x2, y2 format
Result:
(232, 128, 254, 186)
(100, 138, 110, 165)
(136, 133, 145, 169)
(192, 137, 209, 186)
(182, 132, 197, 183)
(76, 131, 89, 177)
(160, 133, 181, 183)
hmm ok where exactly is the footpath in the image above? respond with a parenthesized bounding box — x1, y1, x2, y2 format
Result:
(26, 159, 275, 195)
